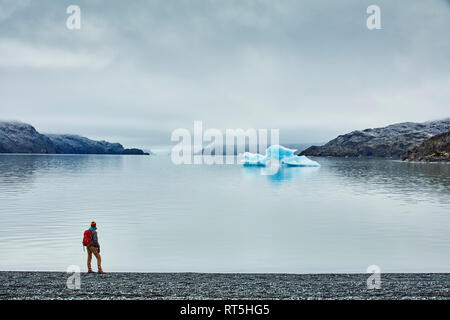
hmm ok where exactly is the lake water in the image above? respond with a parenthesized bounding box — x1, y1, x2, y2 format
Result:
(0, 154, 449, 273)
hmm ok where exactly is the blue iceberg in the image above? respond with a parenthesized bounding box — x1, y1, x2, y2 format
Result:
(241, 145, 320, 167)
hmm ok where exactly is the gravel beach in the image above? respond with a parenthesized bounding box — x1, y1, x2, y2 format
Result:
(0, 272, 448, 300)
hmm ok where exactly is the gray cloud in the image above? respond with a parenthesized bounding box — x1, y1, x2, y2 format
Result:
(0, 0, 449, 148)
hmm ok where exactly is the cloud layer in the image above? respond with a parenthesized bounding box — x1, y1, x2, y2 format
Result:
(0, 0, 449, 147)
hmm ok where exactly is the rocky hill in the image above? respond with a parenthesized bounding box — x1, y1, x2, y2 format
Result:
(0, 121, 148, 155)
(0, 121, 57, 153)
(46, 134, 147, 155)
(402, 130, 450, 162)
(300, 119, 450, 158)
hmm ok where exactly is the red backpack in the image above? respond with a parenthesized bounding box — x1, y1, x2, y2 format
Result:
(82, 230, 93, 246)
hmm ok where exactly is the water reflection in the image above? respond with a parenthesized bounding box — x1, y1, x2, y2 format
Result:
(0, 155, 124, 194)
(318, 158, 450, 204)
(0, 155, 42, 194)
(242, 165, 320, 184)
(240, 157, 450, 206)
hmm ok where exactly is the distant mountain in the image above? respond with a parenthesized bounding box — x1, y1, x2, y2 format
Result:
(300, 119, 450, 158)
(402, 130, 450, 162)
(195, 142, 320, 156)
(0, 121, 148, 155)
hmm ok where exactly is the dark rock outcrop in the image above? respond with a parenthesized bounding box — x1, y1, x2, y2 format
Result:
(0, 121, 148, 155)
(301, 119, 450, 158)
(0, 121, 57, 154)
(402, 130, 450, 162)
(121, 148, 148, 155)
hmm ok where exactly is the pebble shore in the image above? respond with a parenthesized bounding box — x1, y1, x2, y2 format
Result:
(0, 272, 448, 300)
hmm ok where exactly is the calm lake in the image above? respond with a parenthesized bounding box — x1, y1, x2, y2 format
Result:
(0, 154, 449, 273)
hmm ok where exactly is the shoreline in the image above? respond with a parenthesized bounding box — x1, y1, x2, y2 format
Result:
(1, 272, 448, 300)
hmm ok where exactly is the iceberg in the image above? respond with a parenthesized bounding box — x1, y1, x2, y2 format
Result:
(241, 152, 267, 166)
(240, 145, 320, 167)
(281, 155, 320, 167)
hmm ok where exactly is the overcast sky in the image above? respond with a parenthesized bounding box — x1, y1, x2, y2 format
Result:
(0, 0, 449, 148)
